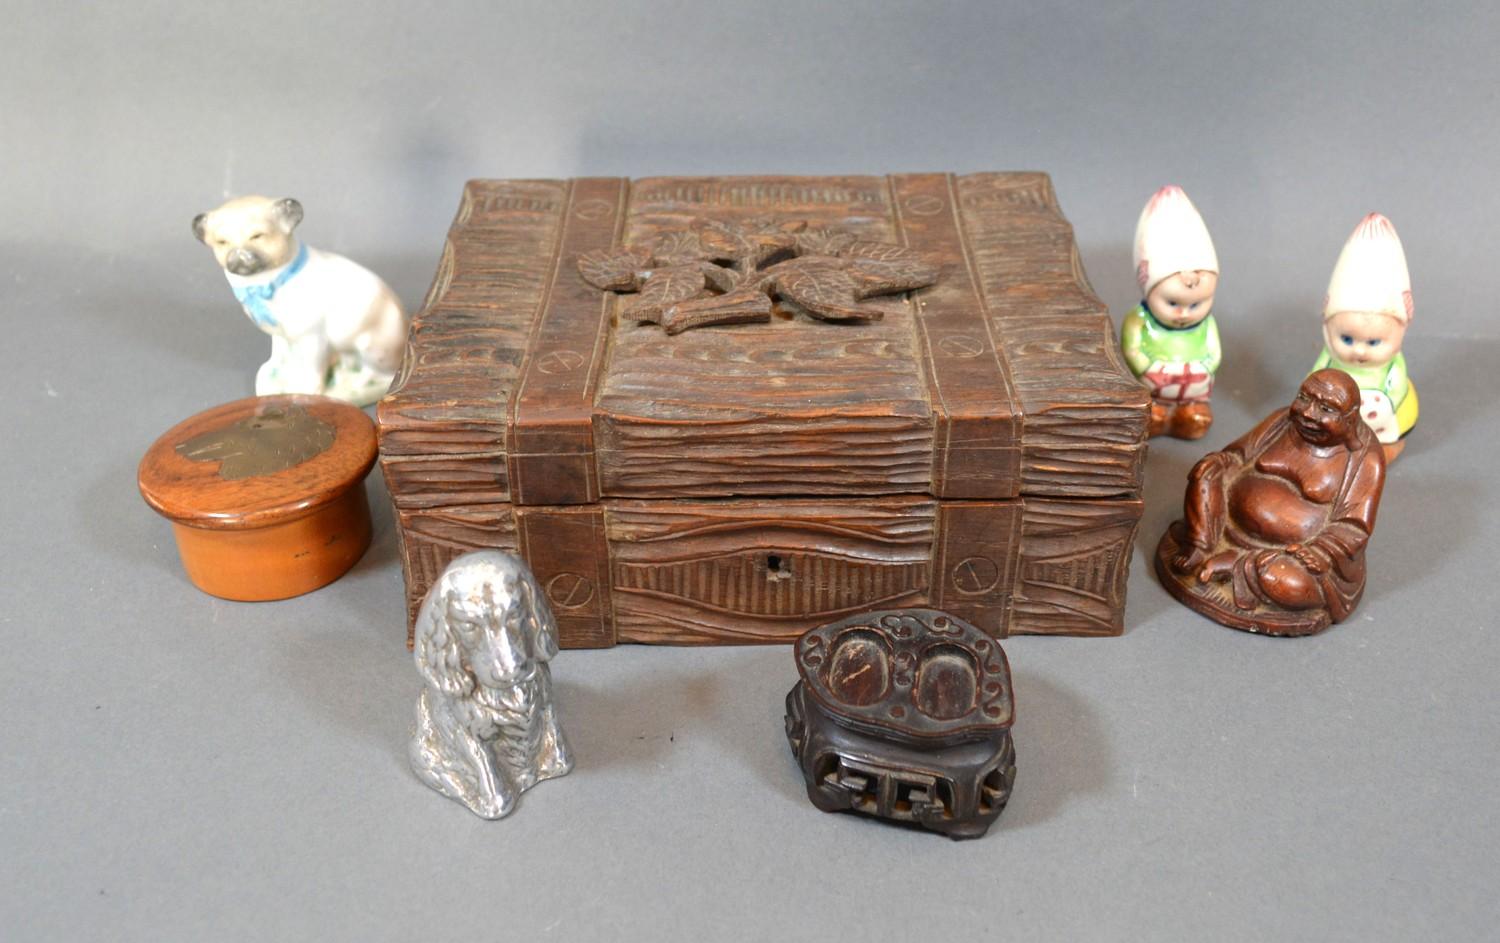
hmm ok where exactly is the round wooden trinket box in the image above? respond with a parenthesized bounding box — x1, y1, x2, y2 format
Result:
(138, 394, 377, 601)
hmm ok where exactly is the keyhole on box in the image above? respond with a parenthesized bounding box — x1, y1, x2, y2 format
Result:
(766, 554, 791, 582)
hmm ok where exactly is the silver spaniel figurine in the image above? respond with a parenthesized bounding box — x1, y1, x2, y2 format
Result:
(409, 551, 573, 818)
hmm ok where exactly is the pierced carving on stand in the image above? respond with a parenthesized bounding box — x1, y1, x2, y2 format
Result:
(577, 217, 941, 335)
(785, 608, 1016, 840)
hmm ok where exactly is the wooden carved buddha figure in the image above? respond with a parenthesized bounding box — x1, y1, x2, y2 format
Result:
(1155, 369, 1386, 636)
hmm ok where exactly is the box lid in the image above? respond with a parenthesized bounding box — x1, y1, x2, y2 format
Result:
(378, 174, 1148, 508)
(141, 394, 376, 529)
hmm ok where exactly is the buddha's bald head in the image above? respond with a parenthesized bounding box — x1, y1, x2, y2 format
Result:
(1291, 369, 1363, 446)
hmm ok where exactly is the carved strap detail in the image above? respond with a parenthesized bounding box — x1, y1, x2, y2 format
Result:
(507, 178, 630, 506)
(931, 501, 1023, 637)
(515, 504, 616, 648)
(890, 173, 1022, 499)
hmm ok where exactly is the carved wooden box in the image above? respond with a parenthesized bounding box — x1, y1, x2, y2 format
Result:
(377, 174, 1149, 648)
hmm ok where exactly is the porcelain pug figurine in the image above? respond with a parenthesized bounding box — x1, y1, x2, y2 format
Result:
(1155, 369, 1386, 636)
(1311, 213, 1417, 462)
(409, 551, 573, 819)
(1121, 186, 1222, 439)
(193, 196, 408, 407)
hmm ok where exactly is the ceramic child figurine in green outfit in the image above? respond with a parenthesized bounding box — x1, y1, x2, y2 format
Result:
(1311, 213, 1417, 462)
(1122, 186, 1222, 439)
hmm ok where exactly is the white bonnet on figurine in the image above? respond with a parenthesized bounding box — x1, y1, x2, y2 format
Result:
(1133, 185, 1219, 294)
(1324, 213, 1412, 323)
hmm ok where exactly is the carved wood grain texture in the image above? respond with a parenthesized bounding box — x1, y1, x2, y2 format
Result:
(377, 180, 569, 511)
(955, 173, 1150, 498)
(394, 503, 519, 646)
(998, 313, 1150, 496)
(380, 451, 508, 511)
(1009, 496, 1142, 637)
(595, 176, 936, 498)
(605, 498, 936, 644)
(388, 493, 1134, 646)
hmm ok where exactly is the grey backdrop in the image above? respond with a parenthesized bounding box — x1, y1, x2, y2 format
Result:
(4, 2, 1498, 941)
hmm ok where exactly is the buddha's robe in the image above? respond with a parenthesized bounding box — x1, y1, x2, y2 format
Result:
(1180, 408, 1384, 621)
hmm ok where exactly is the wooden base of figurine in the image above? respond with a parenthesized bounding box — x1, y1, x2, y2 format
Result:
(1148, 400, 1213, 440)
(1154, 522, 1330, 637)
(1382, 439, 1406, 463)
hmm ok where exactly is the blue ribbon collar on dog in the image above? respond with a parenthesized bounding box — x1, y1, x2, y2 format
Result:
(233, 243, 309, 328)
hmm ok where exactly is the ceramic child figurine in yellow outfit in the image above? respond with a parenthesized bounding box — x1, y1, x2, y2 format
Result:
(1311, 213, 1417, 462)
(1121, 186, 1222, 439)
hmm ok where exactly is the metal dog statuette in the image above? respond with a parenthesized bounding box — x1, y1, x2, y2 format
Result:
(409, 551, 573, 819)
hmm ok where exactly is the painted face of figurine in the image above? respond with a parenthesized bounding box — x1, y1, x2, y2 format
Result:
(192, 196, 304, 276)
(1145, 270, 1218, 328)
(1323, 309, 1405, 367)
(1290, 371, 1361, 447)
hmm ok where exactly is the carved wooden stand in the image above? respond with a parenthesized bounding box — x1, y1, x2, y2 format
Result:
(378, 174, 1149, 648)
(784, 609, 1016, 840)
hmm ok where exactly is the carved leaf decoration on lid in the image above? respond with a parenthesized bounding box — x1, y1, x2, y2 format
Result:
(660, 288, 775, 335)
(770, 262, 883, 322)
(845, 254, 943, 297)
(739, 217, 808, 263)
(694, 217, 802, 269)
(623, 265, 708, 324)
(578, 245, 653, 291)
(698, 262, 743, 293)
(648, 230, 708, 265)
(742, 215, 809, 236)
(743, 236, 799, 270)
(794, 228, 858, 257)
(575, 215, 940, 334)
(841, 241, 942, 284)
(692, 218, 753, 261)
